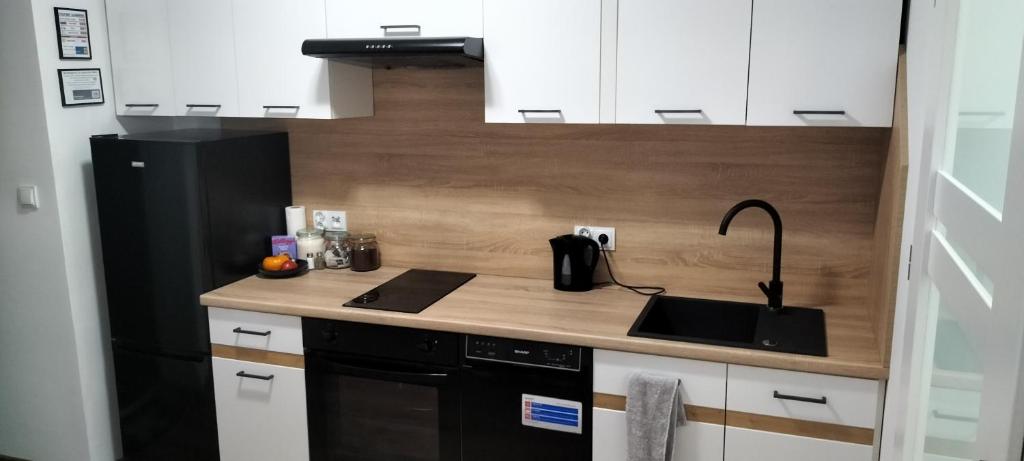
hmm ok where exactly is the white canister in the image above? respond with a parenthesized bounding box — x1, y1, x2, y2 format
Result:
(296, 228, 325, 268)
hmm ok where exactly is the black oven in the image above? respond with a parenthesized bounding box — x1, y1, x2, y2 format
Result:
(303, 318, 462, 461)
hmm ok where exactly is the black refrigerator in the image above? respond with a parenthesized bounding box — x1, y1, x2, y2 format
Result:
(90, 130, 292, 460)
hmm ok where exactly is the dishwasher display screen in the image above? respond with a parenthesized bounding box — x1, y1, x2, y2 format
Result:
(521, 394, 583, 434)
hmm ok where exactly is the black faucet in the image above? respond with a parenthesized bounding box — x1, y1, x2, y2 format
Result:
(718, 199, 784, 313)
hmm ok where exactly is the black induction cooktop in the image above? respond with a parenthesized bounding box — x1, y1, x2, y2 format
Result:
(343, 269, 477, 313)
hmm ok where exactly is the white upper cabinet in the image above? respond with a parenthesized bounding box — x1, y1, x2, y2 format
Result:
(233, 0, 335, 119)
(326, 0, 483, 38)
(484, 0, 602, 124)
(615, 0, 752, 125)
(106, 0, 176, 116)
(166, 0, 239, 117)
(746, 0, 902, 127)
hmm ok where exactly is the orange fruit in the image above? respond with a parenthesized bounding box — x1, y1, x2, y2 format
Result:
(262, 256, 287, 271)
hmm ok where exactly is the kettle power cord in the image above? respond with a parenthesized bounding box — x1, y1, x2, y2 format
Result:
(597, 234, 665, 296)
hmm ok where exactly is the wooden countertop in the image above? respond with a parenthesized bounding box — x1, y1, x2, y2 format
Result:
(200, 267, 887, 379)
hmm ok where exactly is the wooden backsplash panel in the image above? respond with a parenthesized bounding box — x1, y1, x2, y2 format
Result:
(225, 67, 890, 320)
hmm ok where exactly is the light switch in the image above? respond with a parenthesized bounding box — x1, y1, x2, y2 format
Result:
(17, 185, 39, 209)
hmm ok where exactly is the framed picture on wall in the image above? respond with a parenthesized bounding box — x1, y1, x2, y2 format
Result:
(54, 7, 92, 59)
(58, 68, 104, 106)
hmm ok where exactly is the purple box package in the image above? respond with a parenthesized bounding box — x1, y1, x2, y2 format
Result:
(271, 235, 298, 259)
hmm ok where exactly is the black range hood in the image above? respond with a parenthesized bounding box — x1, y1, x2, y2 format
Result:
(302, 37, 483, 68)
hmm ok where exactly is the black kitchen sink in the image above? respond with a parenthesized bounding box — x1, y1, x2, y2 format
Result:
(628, 295, 828, 357)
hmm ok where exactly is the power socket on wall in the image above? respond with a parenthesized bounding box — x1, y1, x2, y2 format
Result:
(574, 225, 616, 251)
(313, 210, 347, 231)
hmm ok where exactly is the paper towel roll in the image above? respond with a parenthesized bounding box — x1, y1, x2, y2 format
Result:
(285, 206, 306, 236)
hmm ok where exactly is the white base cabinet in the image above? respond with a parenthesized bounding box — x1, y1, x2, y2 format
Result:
(593, 350, 881, 461)
(725, 427, 873, 461)
(594, 408, 725, 461)
(212, 357, 309, 461)
(593, 350, 727, 460)
(726, 365, 881, 429)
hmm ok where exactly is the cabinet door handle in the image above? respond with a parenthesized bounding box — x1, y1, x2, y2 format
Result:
(380, 24, 421, 33)
(236, 371, 274, 381)
(773, 390, 827, 405)
(186, 104, 222, 108)
(932, 410, 978, 422)
(125, 104, 159, 108)
(655, 109, 703, 114)
(793, 110, 846, 115)
(233, 327, 271, 337)
(518, 109, 562, 114)
(959, 111, 1006, 117)
(262, 105, 301, 110)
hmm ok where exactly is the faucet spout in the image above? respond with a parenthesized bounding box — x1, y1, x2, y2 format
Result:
(718, 199, 784, 312)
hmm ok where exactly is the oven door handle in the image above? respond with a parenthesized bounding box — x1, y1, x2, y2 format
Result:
(314, 356, 453, 386)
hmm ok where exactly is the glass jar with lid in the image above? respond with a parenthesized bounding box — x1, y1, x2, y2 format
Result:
(323, 230, 352, 269)
(296, 228, 325, 268)
(350, 233, 381, 272)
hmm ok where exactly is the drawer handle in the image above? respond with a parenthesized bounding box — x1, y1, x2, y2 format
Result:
(773, 390, 827, 405)
(186, 104, 222, 108)
(233, 327, 272, 337)
(655, 109, 703, 114)
(263, 105, 301, 110)
(518, 109, 562, 114)
(125, 103, 159, 108)
(236, 371, 274, 381)
(793, 110, 846, 116)
(380, 24, 421, 33)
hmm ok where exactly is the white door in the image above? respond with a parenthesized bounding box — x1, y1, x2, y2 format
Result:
(232, 0, 333, 119)
(105, 0, 176, 116)
(883, 0, 1024, 459)
(746, 0, 902, 127)
(615, 0, 751, 125)
(483, 0, 602, 124)
(326, 0, 483, 38)
(166, 0, 239, 117)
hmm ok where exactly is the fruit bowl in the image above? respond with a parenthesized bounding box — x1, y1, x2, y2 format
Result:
(257, 259, 308, 279)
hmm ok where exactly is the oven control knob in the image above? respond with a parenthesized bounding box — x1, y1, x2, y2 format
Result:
(321, 328, 339, 342)
(417, 338, 437, 353)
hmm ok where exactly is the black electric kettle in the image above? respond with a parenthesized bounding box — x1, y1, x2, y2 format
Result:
(549, 234, 600, 292)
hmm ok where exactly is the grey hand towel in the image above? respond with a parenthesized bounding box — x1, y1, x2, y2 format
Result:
(626, 373, 686, 461)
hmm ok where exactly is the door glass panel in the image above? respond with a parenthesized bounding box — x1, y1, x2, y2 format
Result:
(923, 294, 983, 461)
(322, 374, 441, 461)
(934, 223, 995, 297)
(942, 0, 1024, 212)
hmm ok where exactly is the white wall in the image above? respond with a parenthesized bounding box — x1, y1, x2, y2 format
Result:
(2, 0, 216, 459)
(0, 1, 94, 460)
(28, 1, 124, 458)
